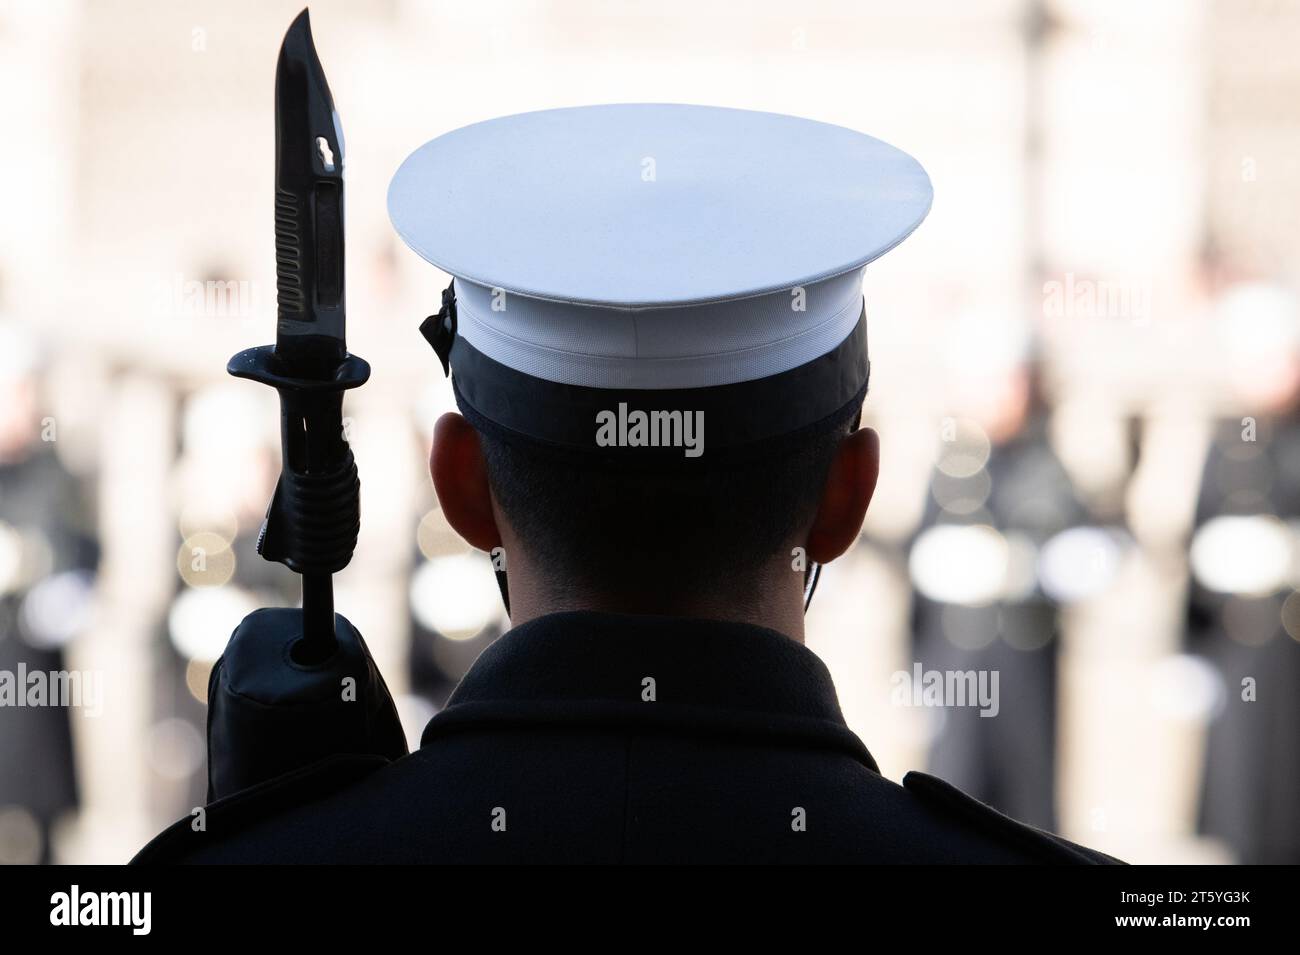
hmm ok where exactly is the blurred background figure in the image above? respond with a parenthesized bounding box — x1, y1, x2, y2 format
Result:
(907, 337, 1105, 832)
(157, 380, 287, 813)
(0, 318, 98, 864)
(1184, 281, 1300, 863)
(1, 0, 1298, 863)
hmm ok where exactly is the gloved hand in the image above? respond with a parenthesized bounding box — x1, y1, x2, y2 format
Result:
(205, 608, 408, 801)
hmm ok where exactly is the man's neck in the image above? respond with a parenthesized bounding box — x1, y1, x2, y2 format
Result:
(500, 567, 808, 644)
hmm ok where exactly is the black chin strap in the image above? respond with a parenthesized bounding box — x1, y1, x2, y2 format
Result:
(802, 561, 822, 613)
(494, 565, 511, 616)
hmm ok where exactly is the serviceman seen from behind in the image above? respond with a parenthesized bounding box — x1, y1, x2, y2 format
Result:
(136, 101, 1121, 864)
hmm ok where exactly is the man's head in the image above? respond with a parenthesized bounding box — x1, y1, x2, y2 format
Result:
(429, 406, 879, 635)
(390, 104, 930, 635)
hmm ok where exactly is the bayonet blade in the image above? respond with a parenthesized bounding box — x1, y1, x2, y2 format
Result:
(274, 8, 346, 372)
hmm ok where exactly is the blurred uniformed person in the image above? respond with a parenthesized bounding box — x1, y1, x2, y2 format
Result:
(0, 321, 98, 864)
(1187, 282, 1300, 863)
(909, 363, 1089, 832)
(136, 104, 1119, 863)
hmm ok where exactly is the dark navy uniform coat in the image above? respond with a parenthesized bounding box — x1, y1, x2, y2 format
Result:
(134, 612, 1120, 864)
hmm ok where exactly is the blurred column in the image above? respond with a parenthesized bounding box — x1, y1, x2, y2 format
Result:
(1041, 0, 1212, 860)
(62, 374, 175, 861)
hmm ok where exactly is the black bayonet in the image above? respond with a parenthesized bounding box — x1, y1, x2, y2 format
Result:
(228, 8, 369, 662)
(273, 6, 345, 362)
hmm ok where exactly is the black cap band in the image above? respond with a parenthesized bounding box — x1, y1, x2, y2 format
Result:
(448, 305, 870, 464)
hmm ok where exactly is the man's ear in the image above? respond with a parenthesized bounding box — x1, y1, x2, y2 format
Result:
(430, 412, 502, 553)
(805, 427, 880, 564)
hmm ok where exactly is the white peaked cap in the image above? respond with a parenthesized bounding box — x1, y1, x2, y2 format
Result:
(388, 103, 931, 455)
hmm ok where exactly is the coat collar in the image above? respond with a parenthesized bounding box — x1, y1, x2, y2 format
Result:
(419, 611, 879, 774)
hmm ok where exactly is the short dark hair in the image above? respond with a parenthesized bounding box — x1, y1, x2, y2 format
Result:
(477, 401, 862, 600)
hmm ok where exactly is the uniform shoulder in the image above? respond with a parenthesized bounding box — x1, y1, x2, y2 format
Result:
(901, 770, 1125, 864)
(130, 753, 389, 864)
